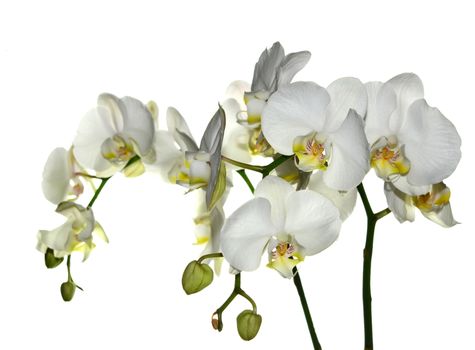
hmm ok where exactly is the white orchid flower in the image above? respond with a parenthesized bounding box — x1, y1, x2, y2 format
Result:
(223, 42, 311, 158)
(384, 181, 458, 227)
(261, 79, 369, 191)
(154, 106, 227, 209)
(37, 202, 108, 261)
(73, 93, 155, 177)
(42, 147, 84, 205)
(220, 176, 341, 278)
(241, 41, 311, 129)
(365, 73, 461, 195)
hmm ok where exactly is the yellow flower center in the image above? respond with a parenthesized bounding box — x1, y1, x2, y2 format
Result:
(292, 133, 328, 172)
(413, 183, 451, 212)
(370, 137, 410, 180)
(101, 134, 135, 165)
(267, 241, 304, 278)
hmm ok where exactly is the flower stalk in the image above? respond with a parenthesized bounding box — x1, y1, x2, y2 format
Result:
(357, 183, 390, 350)
(293, 266, 322, 350)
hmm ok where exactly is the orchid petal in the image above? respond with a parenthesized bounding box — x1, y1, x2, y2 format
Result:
(262, 82, 330, 155)
(364, 81, 397, 145)
(42, 148, 72, 205)
(254, 176, 294, 231)
(420, 203, 458, 228)
(384, 182, 415, 223)
(252, 42, 285, 92)
(325, 77, 367, 133)
(323, 110, 370, 191)
(166, 107, 198, 151)
(308, 171, 357, 221)
(391, 175, 431, 196)
(97, 93, 125, 131)
(148, 130, 183, 182)
(221, 198, 275, 271)
(73, 106, 116, 172)
(386, 73, 424, 131)
(284, 191, 341, 256)
(224, 80, 250, 107)
(399, 99, 461, 185)
(277, 50, 311, 87)
(38, 221, 74, 255)
(121, 96, 155, 156)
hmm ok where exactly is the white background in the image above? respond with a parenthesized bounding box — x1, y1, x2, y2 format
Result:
(1, 1, 474, 349)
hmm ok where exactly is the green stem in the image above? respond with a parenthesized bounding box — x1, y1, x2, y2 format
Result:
(261, 154, 292, 177)
(85, 156, 140, 209)
(221, 156, 264, 173)
(197, 253, 223, 264)
(213, 273, 258, 330)
(222, 154, 293, 176)
(66, 255, 72, 281)
(236, 169, 255, 193)
(87, 177, 110, 209)
(357, 183, 390, 350)
(293, 267, 322, 350)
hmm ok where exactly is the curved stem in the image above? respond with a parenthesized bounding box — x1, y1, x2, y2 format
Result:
(213, 273, 257, 331)
(222, 154, 293, 176)
(357, 183, 391, 350)
(87, 177, 110, 208)
(197, 252, 223, 264)
(261, 154, 292, 177)
(293, 267, 322, 350)
(236, 169, 255, 193)
(221, 156, 264, 173)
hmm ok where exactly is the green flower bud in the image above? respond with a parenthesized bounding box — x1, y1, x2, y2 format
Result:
(182, 260, 214, 295)
(236, 310, 262, 341)
(44, 248, 64, 269)
(60, 281, 76, 302)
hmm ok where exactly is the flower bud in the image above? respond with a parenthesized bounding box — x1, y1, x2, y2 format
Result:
(60, 281, 76, 302)
(182, 260, 214, 295)
(44, 248, 64, 269)
(236, 310, 262, 341)
(211, 312, 223, 332)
